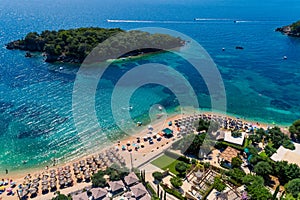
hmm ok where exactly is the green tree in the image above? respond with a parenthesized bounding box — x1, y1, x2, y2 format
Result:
(254, 161, 272, 178)
(197, 119, 210, 132)
(249, 134, 261, 144)
(284, 193, 298, 200)
(242, 175, 272, 200)
(52, 191, 71, 200)
(152, 171, 163, 183)
(231, 131, 242, 138)
(275, 161, 300, 185)
(264, 144, 277, 157)
(208, 121, 220, 133)
(91, 171, 107, 187)
(226, 168, 246, 184)
(105, 164, 129, 181)
(289, 119, 300, 141)
(170, 176, 183, 189)
(213, 177, 226, 192)
(175, 161, 188, 175)
(256, 128, 267, 137)
(204, 162, 210, 169)
(247, 144, 259, 156)
(172, 134, 206, 156)
(286, 178, 300, 198)
(242, 174, 264, 186)
(231, 156, 243, 169)
(248, 186, 272, 200)
(267, 127, 294, 150)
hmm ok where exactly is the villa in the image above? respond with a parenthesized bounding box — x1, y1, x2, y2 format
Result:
(219, 146, 240, 165)
(124, 172, 139, 187)
(90, 188, 108, 200)
(224, 131, 246, 146)
(270, 142, 300, 166)
(108, 180, 125, 195)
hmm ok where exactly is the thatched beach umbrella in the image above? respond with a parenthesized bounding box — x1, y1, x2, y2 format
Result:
(59, 180, 65, 186)
(29, 188, 37, 195)
(74, 168, 80, 175)
(58, 175, 64, 181)
(65, 165, 70, 170)
(50, 178, 56, 183)
(99, 154, 104, 159)
(50, 182, 56, 189)
(84, 174, 90, 180)
(58, 170, 64, 175)
(65, 173, 72, 178)
(32, 183, 39, 188)
(22, 188, 29, 197)
(42, 184, 48, 191)
(42, 175, 48, 180)
(76, 174, 82, 180)
(42, 180, 48, 185)
(67, 178, 73, 185)
(50, 173, 56, 179)
(87, 159, 93, 165)
(80, 162, 85, 168)
(33, 178, 39, 183)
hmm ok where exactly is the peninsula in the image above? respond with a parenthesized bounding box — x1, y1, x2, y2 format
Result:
(6, 27, 185, 63)
(276, 20, 300, 37)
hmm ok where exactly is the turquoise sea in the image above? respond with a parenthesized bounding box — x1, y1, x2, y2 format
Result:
(0, 0, 300, 172)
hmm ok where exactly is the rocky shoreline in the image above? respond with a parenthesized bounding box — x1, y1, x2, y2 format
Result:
(276, 20, 300, 37)
(6, 40, 82, 63)
(5, 28, 185, 64)
(6, 41, 167, 63)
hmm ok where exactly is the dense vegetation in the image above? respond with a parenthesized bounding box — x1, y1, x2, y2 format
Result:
(52, 192, 72, 200)
(276, 20, 300, 37)
(170, 176, 183, 189)
(6, 27, 184, 63)
(152, 171, 163, 183)
(290, 20, 300, 33)
(196, 118, 220, 133)
(91, 164, 129, 187)
(171, 133, 207, 156)
(289, 119, 300, 141)
(285, 178, 300, 198)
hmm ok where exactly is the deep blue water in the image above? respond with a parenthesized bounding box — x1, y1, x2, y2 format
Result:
(0, 0, 300, 172)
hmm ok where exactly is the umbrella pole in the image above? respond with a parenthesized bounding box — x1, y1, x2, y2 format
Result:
(16, 189, 21, 200)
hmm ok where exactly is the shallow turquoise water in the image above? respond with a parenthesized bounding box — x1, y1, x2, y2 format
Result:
(0, 0, 300, 172)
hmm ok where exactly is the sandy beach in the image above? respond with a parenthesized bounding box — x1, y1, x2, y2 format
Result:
(0, 111, 284, 200)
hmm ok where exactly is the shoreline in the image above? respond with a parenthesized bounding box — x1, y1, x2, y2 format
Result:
(0, 110, 289, 200)
(0, 109, 286, 179)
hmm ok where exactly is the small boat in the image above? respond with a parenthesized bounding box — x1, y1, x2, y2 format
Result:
(235, 46, 244, 50)
(222, 48, 225, 51)
(158, 105, 163, 111)
(283, 56, 287, 60)
(59, 67, 64, 70)
(233, 20, 237, 23)
(136, 121, 142, 126)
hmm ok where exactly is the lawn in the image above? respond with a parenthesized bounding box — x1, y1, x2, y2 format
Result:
(151, 154, 181, 175)
(259, 151, 268, 158)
